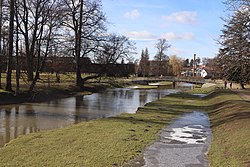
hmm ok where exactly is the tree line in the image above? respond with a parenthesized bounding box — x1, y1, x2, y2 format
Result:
(137, 38, 202, 77)
(0, 0, 136, 93)
(217, 0, 250, 88)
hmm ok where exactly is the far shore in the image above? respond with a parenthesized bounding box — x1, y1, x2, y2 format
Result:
(0, 77, 174, 105)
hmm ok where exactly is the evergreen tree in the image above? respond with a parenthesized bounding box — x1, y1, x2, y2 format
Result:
(218, 3, 250, 88)
(138, 48, 149, 77)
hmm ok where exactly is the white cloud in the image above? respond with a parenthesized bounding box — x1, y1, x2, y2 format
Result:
(163, 11, 197, 24)
(161, 32, 195, 41)
(124, 9, 140, 19)
(125, 30, 156, 40)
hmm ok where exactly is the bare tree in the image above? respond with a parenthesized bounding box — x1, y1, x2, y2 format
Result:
(95, 33, 136, 64)
(5, 0, 15, 92)
(62, 0, 106, 87)
(28, 0, 63, 92)
(15, 1, 20, 94)
(0, 0, 8, 89)
(16, 0, 56, 81)
(169, 55, 183, 76)
(154, 38, 171, 76)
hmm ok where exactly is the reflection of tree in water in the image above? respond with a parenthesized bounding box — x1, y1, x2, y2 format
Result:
(74, 96, 86, 123)
(0, 105, 14, 146)
(157, 91, 161, 100)
(14, 105, 20, 138)
(75, 96, 84, 108)
(4, 106, 12, 146)
(111, 89, 134, 99)
(90, 94, 110, 118)
(126, 90, 134, 99)
(139, 92, 148, 105)
(23, 104, 38, 134)
(0, 104, 40, 147)
(74, 95, 107, 123)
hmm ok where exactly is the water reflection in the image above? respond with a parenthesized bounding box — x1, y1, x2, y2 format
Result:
(0, 88, 178, 147)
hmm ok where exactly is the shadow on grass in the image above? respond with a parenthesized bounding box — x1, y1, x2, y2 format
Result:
(138, 106, 199, 114)
(203, 89, 237, 100)
(168, 92, 201, 99)
(210, 111, 250, 127)
(109, 115, 173, 126)
(205, 100, 250, 128)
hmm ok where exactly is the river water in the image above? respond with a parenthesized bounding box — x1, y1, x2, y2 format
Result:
(0, 88, 178, 147)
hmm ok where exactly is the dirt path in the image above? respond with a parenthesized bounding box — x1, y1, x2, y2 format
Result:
(232, 89, 250, 101)
(142, 111, 211, 167)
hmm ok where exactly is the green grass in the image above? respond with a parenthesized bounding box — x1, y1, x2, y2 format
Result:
(186, 85, 220, 94)
(206, 90, 250, 167)
(1, 119, 157, 166)
(0, 92, 200, 166)
(187, 87, 250, 166)
(0, 79, 249, 166)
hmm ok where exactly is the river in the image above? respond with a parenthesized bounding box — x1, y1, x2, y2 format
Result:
(0, 88, 178, 147)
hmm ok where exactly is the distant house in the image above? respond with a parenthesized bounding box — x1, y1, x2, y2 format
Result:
(181, 64, 222, 79)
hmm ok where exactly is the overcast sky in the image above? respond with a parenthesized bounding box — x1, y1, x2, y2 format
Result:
(101, 0, 227, 61)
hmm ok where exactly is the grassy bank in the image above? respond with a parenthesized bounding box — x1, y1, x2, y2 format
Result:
(206, 91, 250, 166)
(0, 72, 132, 105)
(188, 87, 250, 166)
(0, 87, 249, 166)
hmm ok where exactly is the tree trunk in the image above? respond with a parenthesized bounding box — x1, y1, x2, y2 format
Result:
(29, 71, 40, 94)
(0, 0, 3, 54)
(23, 0, 33, 81)
(5, 0, 15, 92)
(29, 39, 42, 92)
(15, 7, 20, 95)
(76, 62, 83, 87)
(82, 73, 102, 83)
(240, 81, 245, 89)
(27, 56, 34, 81)
(75, 0, 84, 88)
(15, 38, 20, 94)
(29, 23, 52, 93)
(0, 67, 2, 89)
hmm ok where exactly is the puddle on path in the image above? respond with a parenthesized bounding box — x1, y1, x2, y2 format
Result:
(142, 111, 212, 167)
